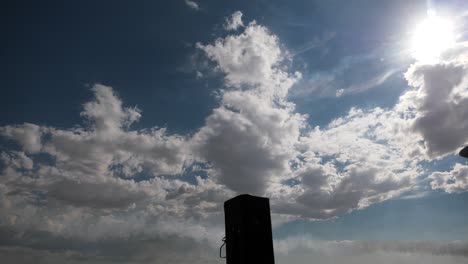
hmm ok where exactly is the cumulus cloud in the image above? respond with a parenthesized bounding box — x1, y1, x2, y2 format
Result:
(286, 42, 468, 218)
(224, 11, 244, 31)
(270, 107, 421, 218)
(47, 179, 148, 209)
(1, 13, 468, 264)
(399, 53, 468, 158)
(0, 151, 33, 170)
(81, 85, 141, 136)
(0, 84, 226, 245)
(197, 21, 301, 98)
(194, 21, 305, 195)
(194, 16, 441, 220)
(2, 13, 467, 235)
(430, 163, 468, 193)
(0, 123, 44, 153)
(287, 43, 468, 213)
(192, 90, 305, 195)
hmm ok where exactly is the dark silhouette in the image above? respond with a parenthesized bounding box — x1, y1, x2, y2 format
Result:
(460, 146, 468, 158)
(222, 194, 275, 264)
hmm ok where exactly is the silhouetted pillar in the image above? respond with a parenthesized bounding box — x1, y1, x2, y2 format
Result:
(223, 194, 275, 264)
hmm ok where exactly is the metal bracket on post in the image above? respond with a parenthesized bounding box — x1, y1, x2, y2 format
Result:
(219, 236, 227, 258)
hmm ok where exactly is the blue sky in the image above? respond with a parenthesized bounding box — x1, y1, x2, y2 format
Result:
(1, 0, 468, 263)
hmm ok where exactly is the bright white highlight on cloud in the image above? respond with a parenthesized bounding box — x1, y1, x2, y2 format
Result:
(411, 13, 455, 63)
(224, 11, 244, 31)
(185, 0, 199, 10)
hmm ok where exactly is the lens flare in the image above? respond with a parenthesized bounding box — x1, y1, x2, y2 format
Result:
(411, 13, 455, 63)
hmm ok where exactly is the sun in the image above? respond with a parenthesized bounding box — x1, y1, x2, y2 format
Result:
(411, 12, 455, 63)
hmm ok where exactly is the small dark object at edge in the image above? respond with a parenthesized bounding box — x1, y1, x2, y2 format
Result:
(460, 146, 468, 158)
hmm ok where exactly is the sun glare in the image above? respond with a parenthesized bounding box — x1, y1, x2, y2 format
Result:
(411, 13, 455, 63)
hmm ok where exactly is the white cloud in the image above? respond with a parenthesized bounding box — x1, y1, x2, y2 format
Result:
(80, 84, 141, 136)
(430, 163, 468, 193)
(194, 21, 305, 195)
(185, 0, 200, 10)
(224, 11, 244, 31)
(270, 107, 421, 218)
(399, 50, 468, 158)
(1, 14, 468, 257)
(1, 151, 33, 170)
(184, 0, 199, 10)
(197, 21, 301, 98)
(0, 84, 215, 243)
(0, 123, 44, 153)
(193, 90, 305, 195)
(284, 42, 468, 218)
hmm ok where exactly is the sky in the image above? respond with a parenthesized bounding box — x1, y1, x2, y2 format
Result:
(1, 0, 468, 263)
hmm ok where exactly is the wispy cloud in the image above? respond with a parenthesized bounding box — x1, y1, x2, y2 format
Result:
(291, 31, 336, 57)
(339, 68, 398, 96)
(290, 53, 401, 99)
(184, 0, 199, 10)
